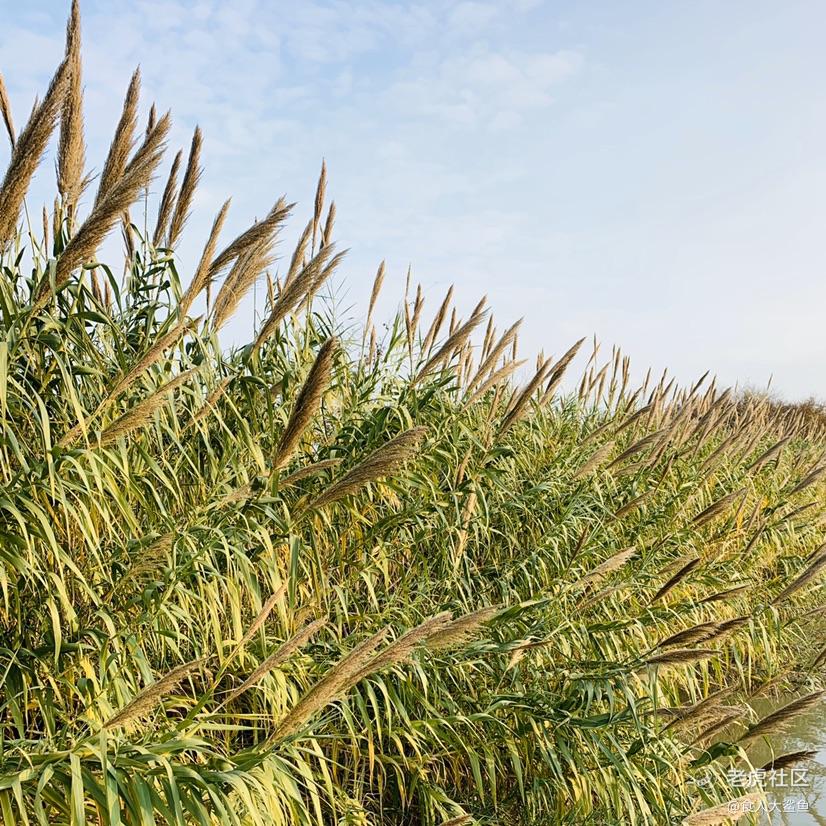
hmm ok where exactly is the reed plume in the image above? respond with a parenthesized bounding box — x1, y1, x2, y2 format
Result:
(606, 431, 663, 468)
(212, 238, 275, 332)
(56, 0, 86, 211)
(463, 359, 526, 407)
(614, 489, 657, 521)
(706, 616, 751, 643)
(311, 159, 326, 253)
(421, 285, 455, 357)
(690, 706, 743, 745)
(788, 463, 826, 495)
(271, 629, 389, 740)
(187, 375, 232, 428)
(321, 200, 336, 248)
(748, 436, 790, 471)
(0, 59, 69, 246)
(179, 199, 231, 318)
(424, 606, 499, 650)
(145, 103, 156, 135)
(664, 686, 738, 732)
(226, 618, 326, 703)
(98, 368, 195, 446)
(613, 403, 654, 437)
(692, 488, 747, 527)
(225, 582, 288, 665)
(649, 557, 701, 604)
(500, 356, 552, 433)
(643, 648, 716, 668)
(152, 149, 181, 247)
(540, 337, 586, 405)
(580, 547, 636, 586)
(94, 68, 140, 206)
(407, 283, 424, 356)
(771, 552, 826, 604)
(414, 309, 487, 385)
(112, 532, 175, 592)
(283, 220, 312, 290)
(167, 125, 202, 247)
(452, 490, 478, 571)
(104, 658, 205, 728)
(759, 750, 816, 772)
(60, 317, 194, 446)
(251, 243, 342, 352)
(681, 794, 762, 825)
(296, 248, 347, 313)
(572, 441, 615, 480)
(738, 690, 826, 742)
(657, 620, 721, 649)
(306, 427, 427, 511)
(365, 261, 386, 337)
(280, 458, 341, 487)
(273, 338, 337, 469)
(46, 111, 170, 299)
(699, 584, 750, 604)
(0, 72, 14, 147)
(351, 612, 453, 682)
(208, 197, 293, 280)
(112, 320, 194, 400)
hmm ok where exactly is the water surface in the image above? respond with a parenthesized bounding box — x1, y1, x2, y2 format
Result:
(747, 699, 826, 825)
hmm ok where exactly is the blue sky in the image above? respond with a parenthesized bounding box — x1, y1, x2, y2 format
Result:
(2, 0, 825, 398)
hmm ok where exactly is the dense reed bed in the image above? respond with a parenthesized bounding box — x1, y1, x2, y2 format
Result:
(0, 6, 824, 824)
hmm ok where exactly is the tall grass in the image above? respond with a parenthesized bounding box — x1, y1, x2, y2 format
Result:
(0, 7, 824, 824)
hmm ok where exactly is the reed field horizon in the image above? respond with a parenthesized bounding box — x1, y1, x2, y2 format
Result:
(0, 4, 824, 824)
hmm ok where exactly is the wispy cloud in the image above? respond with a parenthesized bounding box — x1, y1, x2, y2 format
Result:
(2, 0, 825, 398)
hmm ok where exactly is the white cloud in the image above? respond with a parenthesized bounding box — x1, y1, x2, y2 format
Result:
(385, 46, 582, 129)
(448, 2, 501, 32)
(4, 0, 822, 399)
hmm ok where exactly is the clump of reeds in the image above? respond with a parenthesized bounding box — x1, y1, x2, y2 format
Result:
(4, 8, 826, 824)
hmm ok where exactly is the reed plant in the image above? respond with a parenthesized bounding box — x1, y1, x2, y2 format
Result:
(0, 7, 824, 824)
